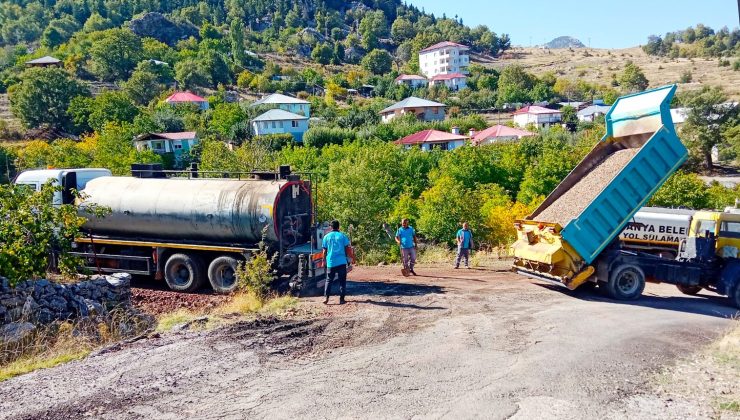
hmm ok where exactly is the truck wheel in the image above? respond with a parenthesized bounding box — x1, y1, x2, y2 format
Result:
(676, 284, 702, 295)
(164, 253, 205, 292)
(608, 264, 645, 300)
(730, 282, 740, 310)
(208, 256, 239, 294)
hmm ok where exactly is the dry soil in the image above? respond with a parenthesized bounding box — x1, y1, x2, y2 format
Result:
(0, 265, 737, 419)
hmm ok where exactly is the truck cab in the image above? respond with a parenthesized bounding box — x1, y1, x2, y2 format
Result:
(689, 211, 740, 258)
(13, 168, 112, 205)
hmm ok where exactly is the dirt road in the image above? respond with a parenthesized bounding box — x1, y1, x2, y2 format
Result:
(1, 265, 737, 419)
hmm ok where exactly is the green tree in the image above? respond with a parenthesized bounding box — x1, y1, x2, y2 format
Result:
(175, 59, 211, 89)
(210, 103, 247, 139)
(361, 49, 393, 75)
(417, 176, 482, 245)
(230, 20, 247, 66)
(123, 66, 164, 105)
(311, 43, 334, 65)
(618, 61, 649, 93)
(359, 10, 389, 50)
(9, 67, 89, 130)
(391, 17, 415, 43)
(649, 171, 709, 209)
(680, 86, 738, 170)
(93, 122, 161, 175)
(496, 65, 534, 107)
(89, 29, 144, 81)
(82, 13, 114, 32)
(0, 183, 105, 285)
(199, 138, 239, 172)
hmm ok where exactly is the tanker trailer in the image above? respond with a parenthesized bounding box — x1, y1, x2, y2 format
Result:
(70, 168, 322, 294)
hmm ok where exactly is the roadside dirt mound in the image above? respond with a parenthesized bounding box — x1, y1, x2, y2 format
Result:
(131, 288, 230, 316)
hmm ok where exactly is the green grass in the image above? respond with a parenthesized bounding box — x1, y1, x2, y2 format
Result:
(719, 401, 740, 412)
(0, 348, 90, 382)
(155, 309, 202, 333)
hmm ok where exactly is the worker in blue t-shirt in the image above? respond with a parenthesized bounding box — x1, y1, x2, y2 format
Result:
(455, 222, 473, 269)
(322, 220, 352, 305)
(395, 218, 418, 275)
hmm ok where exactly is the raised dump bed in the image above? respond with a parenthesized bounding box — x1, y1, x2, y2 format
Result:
(512, 85, 688, 288)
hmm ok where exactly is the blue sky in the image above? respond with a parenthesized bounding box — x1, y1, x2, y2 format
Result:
(408, 0, 740, 49)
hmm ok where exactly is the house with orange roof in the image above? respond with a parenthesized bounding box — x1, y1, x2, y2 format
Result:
(394, 128, 468, 151)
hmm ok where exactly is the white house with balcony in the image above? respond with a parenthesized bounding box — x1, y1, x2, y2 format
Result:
(379, 96, 446, 123)
(251, 93, 311, 117)
(419, 41, 470, 79)
(429, 72, 468, 91)
(512, 105, 562, 128)
(251, 109, 309, 142)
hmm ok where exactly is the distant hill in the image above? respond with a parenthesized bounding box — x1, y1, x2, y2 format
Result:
(545, 36, 586, 49)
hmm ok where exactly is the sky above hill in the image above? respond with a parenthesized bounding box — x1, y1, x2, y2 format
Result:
(409, 0, 740, 49)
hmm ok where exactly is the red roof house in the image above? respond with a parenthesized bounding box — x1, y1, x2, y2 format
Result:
(472, 125, 535, 145)
(394, 129, 468, 151)
(429, 72, 468, 90)
(165, 92, 209, 110)
(420, 41, 470, 54)
(512, 105, 562, 128)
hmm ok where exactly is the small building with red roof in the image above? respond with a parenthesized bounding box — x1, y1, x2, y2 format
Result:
(419, 41, 470, 79)
(394, 128, 468, 151)
(512, 105, 562, 128)
(471, 125, 535, 146)
(429, 72, 467, 91)
(165, 91, 209, 110)
(395, 74, 428, 89)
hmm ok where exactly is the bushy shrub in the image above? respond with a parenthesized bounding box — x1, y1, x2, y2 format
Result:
(303, 126, 356, 148)
(236, 250, 273, 300)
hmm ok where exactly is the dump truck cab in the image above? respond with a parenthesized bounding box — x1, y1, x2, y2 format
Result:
(689, 211, 740, 258)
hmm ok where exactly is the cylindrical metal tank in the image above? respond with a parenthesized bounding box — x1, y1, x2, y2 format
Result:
(79, 177, 311, 245)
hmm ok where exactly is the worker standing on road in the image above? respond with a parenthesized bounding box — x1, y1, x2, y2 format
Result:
(395, 218, 418, 276)
(455, 222, 473, 269)
(322, 220, 352, 305)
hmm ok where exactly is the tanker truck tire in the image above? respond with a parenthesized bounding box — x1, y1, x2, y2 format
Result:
(676, 284, 702, 295)
(730, 281, 740, 310)
(607, 264, 645, 300)
(164, 253, 206, 292)
(208, 256, 239, 294)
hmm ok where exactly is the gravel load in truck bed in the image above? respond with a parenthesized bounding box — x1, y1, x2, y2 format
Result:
(534, 148, 639, 226)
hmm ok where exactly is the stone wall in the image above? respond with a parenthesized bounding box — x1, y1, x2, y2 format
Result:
(0, 273, 132, 326)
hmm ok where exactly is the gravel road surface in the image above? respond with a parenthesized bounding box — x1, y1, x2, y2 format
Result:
(1, 265, 737, 419)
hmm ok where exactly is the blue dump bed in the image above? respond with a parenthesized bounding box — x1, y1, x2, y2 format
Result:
(514, 85, 688, 284)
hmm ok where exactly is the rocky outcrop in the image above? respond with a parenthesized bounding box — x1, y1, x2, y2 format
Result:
(128, 12, 198, 46)
(544, 36, 586, 49)
(0, 273, 132, 326)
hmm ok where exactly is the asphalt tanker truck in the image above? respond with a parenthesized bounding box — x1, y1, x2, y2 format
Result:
(512, 85, 740, 309)
(14, 166, 327, 295)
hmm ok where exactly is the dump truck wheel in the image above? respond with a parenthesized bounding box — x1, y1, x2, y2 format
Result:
(676, 284, 702, 295)
(164, 253, 205, 292)
(208, 256, 239, 294)
(730, 281, 740, 310)
(608, 264, 645, 300)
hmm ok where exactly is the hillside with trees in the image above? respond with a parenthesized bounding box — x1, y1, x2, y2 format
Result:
(0, 2, 738, 260)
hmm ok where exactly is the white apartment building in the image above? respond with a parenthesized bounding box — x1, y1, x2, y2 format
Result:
(419, 41, 470, 79)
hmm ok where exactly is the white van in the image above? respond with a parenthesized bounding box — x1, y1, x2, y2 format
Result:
(13, 168, 112, 205)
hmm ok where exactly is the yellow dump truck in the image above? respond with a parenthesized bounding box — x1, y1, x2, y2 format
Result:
(512, 85, 740, 309)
